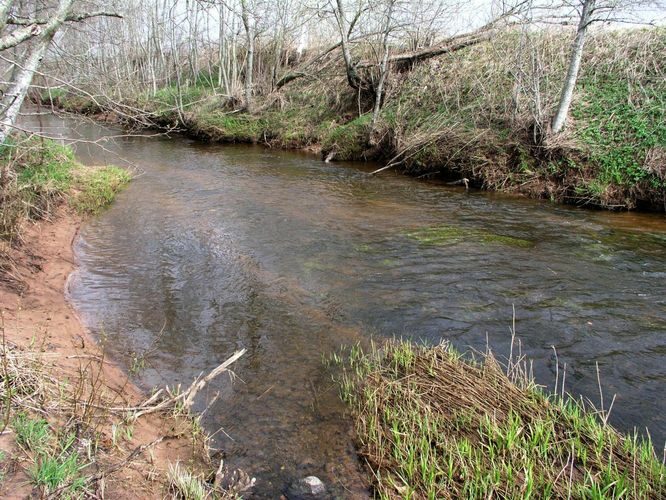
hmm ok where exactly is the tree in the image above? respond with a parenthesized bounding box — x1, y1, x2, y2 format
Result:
(330, 0, 366, 90)
(550, 0, 659, 134)
(240, 0, 255, 110)
(0, 0, 121, 143)
(371, 0, 397, 128)
(550, 0, 595, 134)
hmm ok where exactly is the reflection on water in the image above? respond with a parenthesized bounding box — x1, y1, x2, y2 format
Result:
(24, 114, 666, 498)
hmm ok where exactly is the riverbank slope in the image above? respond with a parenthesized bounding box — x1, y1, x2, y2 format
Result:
(0, 209, 199, 497)
(0, 138, 249, 497)
(42, 28, 666, 212)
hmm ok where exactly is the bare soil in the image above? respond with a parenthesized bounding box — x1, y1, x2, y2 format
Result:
(0, 208, 205, 498)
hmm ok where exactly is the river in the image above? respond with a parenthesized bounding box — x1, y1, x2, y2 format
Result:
(25, 113, 666, 497)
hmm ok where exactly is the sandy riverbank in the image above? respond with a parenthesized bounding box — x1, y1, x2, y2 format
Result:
(0, 209, 207, 498)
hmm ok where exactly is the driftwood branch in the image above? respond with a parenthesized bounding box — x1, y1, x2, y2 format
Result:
(182, 349, 246, 409)
(72, 349, 246, 418)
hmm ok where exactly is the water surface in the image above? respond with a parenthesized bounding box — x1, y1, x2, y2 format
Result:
(25, 113, 666, 497)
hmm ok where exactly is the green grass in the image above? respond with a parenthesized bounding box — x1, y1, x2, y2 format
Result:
(30, 449, 85, 496)
(40, 88, 67, 101)
(12, 413, 51, 453)
(331, 340, 665, 499)
(196, 112, 265, 142)
(322, 114, 372, 160)
(0, 137, 130, 242)
(572, 76, 666, 190)
(12, 414, 86, 495)
(29, 435, 86, 498)
(13, 139, 76, 193)
(151, 83, 213, 110)
(167, 462, 208, 500)
(72, 166, 131, 214)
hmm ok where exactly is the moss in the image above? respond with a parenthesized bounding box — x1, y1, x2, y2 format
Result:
(406, 225, 534, 248)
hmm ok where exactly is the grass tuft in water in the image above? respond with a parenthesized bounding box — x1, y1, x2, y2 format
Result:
(167, 462, 209, 500)
(331, 340, 665, 499)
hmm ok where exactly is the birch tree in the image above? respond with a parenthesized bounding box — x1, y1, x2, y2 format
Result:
(550, 0, 595, 134)
(0, 0, 121, 143)
(550, 0, 659, 134)
(371, 0, 397, 128)
(240, 0, 255, 110)
(331, 0, 366, 90)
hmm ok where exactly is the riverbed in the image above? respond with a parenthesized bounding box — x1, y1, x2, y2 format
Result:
(25, 113, 666, 497)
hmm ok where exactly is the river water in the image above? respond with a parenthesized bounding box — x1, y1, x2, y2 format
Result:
(25, 113, 666, 497)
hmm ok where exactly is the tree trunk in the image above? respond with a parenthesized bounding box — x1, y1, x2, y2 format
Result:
(0, 0, 16, 32)
(0, 0, 74, 144)
(551, 0, 595, 134)
(372, 0, 395, 129)
(218, 3, 229, 93)
(240, 0, 254, 111)
(334, 0, 362, 90)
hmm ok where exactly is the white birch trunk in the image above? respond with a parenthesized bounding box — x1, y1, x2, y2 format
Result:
(372, 0, 396, 128)
(334, 0, 360, 89)
(240, 0, 254, 111)
(0, 0, 15, 31)
(551, 0, 595, 134)
(0, 0, 74, 144)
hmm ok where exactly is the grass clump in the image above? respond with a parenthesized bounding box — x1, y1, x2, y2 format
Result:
(152, 84, 212, 110)
(332, 340, 665, 499)
(71, 165, 131, 215)
(12, 414, 51, 453)
(406, 225, 534, 248)
(28, 434, 86, 496)
(10, 414, 86, 496)
(322, 114, 372, 160)
(195, 112, 265, 142)
(0, 135, 130, 241)
(168, 462, 209, 500)
(0, 138, 77, 229)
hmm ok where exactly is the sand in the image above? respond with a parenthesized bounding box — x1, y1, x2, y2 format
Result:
(0, 208, 205, 498)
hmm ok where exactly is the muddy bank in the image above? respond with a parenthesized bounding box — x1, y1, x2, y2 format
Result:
(0, 210, 217, 498)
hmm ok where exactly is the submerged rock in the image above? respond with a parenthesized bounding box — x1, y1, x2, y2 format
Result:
(286, 476, 327, 499)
